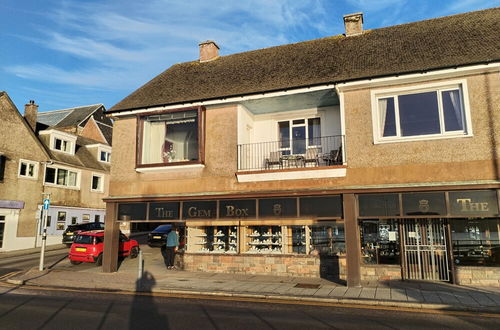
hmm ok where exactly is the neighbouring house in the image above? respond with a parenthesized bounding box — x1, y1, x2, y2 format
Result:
(0, 93, 112, 251)
(103, 8, 500, 287)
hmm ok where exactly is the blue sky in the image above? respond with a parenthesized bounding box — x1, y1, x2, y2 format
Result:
(1, 0, 498, 113)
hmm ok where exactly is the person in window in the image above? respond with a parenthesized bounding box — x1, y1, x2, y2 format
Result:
(164, 226, 179, 269)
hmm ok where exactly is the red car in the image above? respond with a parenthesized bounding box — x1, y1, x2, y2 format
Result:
(69, 230, 139, 266)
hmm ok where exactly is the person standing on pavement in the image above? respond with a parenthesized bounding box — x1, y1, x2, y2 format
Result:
(165, 226, 179, 269)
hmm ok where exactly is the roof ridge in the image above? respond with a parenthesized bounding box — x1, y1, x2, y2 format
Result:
(41, 103, 103, 114)
(176, 7, 500, 65)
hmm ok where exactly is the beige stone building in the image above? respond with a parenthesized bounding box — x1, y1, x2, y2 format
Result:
(103, 9, 500, 286)
(0, 93, 112, 251)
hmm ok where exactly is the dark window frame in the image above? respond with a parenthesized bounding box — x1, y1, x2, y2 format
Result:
(136, 106, 205, 168)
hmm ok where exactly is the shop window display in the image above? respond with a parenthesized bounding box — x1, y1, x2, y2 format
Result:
(310, 222, 345, 256)
(360, 219, 400, 264)
(245, 226, 282, 254)
(451, 218, 500, 266)
(286, 226, 307, 254)
(188, 226, 238, 253)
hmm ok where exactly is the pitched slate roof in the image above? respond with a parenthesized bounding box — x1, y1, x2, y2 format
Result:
(38, 104, 103, 127)
(110, 8, 500, 113)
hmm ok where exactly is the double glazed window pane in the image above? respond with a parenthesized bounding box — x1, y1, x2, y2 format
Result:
(308, 118, 321, 146)
(442, 90, 464, 131)
(399, 91, 440, 136)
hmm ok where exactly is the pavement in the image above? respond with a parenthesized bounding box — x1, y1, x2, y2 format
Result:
(2, 243, 500, 314)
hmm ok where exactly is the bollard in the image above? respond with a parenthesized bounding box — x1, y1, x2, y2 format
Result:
(138, 250, 143, 280)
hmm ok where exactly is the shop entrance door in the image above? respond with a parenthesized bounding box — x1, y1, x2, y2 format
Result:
(401, 219, 450, 281)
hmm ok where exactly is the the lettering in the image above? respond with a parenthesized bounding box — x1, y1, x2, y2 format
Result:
(225, 205, 249, 217)
(456, 199, 489, 212)
(154, 207, 174, 219)
(187, 206, 212, 218)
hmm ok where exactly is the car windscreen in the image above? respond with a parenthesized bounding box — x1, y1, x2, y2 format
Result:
(74, 235, 94, 244)
(153, 225, 172, 233)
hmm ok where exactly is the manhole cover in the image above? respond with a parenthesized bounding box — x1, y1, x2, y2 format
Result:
(214, 281, 225, 283)
(177, 279, 189, 282)
(294, 283, 320, 289)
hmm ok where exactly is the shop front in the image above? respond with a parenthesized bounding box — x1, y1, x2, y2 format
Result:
(114, 195, 347, 281)
(356, 190, 500, 286)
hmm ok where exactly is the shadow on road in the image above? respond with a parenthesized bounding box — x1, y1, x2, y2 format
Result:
(129, 271, 168, 329)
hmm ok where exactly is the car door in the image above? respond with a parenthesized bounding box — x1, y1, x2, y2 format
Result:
(119, 233, 129, 255)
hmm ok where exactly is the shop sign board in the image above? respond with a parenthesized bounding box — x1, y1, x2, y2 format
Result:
(300, 196, 342, 217)
(449, 190, 499, 216)
(219, 199, 256, 218)
(358, 194, 400, 217)
(118, 202, 147, 220)
(149, 202, 180, 220)
(182, 201, 217, 219)
(402, 192, 446, 216)
(259, 198, 297, 217)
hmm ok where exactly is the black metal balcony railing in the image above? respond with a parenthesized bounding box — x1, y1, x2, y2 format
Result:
(237, 135, 345, 171)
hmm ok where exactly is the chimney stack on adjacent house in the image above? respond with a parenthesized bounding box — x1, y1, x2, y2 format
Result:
(199, 40, 219, 62)
(24, 100, 38, 131)
(343, 12, 364, 36)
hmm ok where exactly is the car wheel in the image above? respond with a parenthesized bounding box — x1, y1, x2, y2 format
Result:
(70, 260, 81, 265)
(96, 254, 103, 266)
(65, 244, 73, 248)
(130, 246, 139, 259)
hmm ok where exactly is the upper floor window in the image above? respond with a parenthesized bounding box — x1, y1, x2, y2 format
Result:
(100, 150, 111, 163)
(18, 159, 38, 179)
(44, 166, 79, 188)
(278, 117, 321, 155)
(54, 138, 71, 152)
(139, 107, 203, 166)
(0, 155, 5, 181)
(372, 81, 471, 143)
(91, 173, 104, 192)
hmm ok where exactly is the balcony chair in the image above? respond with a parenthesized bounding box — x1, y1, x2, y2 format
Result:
(304, 146, 321, 167)
(265, 151, 283, 170)
(324, 145, 343, 165)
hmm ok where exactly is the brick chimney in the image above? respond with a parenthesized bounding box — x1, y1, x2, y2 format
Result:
(24, 100, 38, 131)
(199, 40, 219, 62)
(343, 12, 363, 36)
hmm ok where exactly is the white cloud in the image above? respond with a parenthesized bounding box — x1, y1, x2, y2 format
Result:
(7, 0, 333, 92)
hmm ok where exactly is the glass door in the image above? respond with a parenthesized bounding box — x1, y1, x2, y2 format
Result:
(292, 120, 306, 154)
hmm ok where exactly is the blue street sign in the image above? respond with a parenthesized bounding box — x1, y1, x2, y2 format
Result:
(43, 198, 50, 210)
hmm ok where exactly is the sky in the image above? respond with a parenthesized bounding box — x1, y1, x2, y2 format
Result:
(0, 0, 498, 113)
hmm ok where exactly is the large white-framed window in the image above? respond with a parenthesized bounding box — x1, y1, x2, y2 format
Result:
(371, 80, 472, 143)
(18, 159, 39, 180)
(43, 165, 80, 189)
(278, 117, 321, 155)
(91, 173, 104, 192)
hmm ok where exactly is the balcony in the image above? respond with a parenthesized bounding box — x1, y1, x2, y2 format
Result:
(236, 135, 346, 182)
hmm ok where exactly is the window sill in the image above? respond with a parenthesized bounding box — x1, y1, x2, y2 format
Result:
(43, 183, 80, 190)
(374, 133, 473, 144)
(17, 175, 38, 181)
(136, 164, 205, 173)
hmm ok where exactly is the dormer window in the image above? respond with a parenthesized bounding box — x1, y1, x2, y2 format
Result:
(100, 150, 111, 163)
(40, 130, 77, 155)
(54, 138, 71, 152)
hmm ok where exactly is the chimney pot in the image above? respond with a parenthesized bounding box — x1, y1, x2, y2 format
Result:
(199, 40, 219, 62)
(343, 12, 364, 36)
(24, 100, 39, 131)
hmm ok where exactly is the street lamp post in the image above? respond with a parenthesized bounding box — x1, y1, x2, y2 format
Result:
(39, 193, 51, 271)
